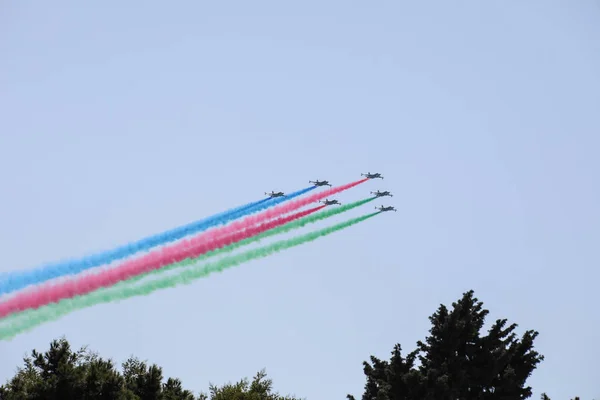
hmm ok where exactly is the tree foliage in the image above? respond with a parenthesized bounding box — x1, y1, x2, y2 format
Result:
(206, 370, 301, 400)
(348, 290, 545, 400)
(0, 338, 301, 400)
(1, 290, 586, 399)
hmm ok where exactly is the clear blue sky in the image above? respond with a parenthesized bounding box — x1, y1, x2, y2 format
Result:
(1, 1, 599, 399)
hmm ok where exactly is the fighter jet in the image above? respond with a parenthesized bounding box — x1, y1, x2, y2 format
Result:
(371, 190, 393, 198)
(361, 172, 383, 179)
(375, 205, 397, 212)
(319, 198, 341, 206)
(309, 179, 332, 187)
(265, 191, 285, 198)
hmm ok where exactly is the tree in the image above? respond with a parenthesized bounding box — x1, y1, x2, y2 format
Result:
(206, 370, 301, 400)
(348, 290, 545, 400)
(0, 338, 302, 400)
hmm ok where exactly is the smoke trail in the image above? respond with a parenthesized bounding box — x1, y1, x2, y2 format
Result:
(0, 197, 374, 332)
(0, 203, 324, 319)
(0, 186, 316, 296)
(0, 212, 379, 340)
(0, 202, 329, 329)
(0, 179, 366, 317)
(116, 197, 376, 288)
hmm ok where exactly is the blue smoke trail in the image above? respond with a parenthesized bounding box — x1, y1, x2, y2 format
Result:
(0, 186, 316, 295)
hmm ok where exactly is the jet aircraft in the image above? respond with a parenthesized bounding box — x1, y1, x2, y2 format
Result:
(319, 198, 341, 206)
(371, 190, 393, 198)
(309, 179, 332, 187)
(376, 205, 397, 212)
(361, 172, 383, 179)
(265, 191, 285, 198)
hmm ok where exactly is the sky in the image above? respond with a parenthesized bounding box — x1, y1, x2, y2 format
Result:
(1, 1, 599, 399)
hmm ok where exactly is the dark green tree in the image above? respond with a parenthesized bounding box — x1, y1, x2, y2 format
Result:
(162, 378, 196, 400)
(348, 290, 545, 400)
(121, 357, 165, 400)
(207, 370, 301, 400)
(0, 338, 302, 400)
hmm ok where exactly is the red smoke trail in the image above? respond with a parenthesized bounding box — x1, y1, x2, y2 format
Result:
(170, 178, 368, 253)
(0, 178, 366, 317)
(0, 204, 328, 318)
(184, 205, 326, 257)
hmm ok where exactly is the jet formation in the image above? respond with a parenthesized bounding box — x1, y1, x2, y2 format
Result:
(266, 172, 395, 213)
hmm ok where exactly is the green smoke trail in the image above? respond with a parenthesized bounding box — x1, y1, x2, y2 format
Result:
(0, 210, 379, 340)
